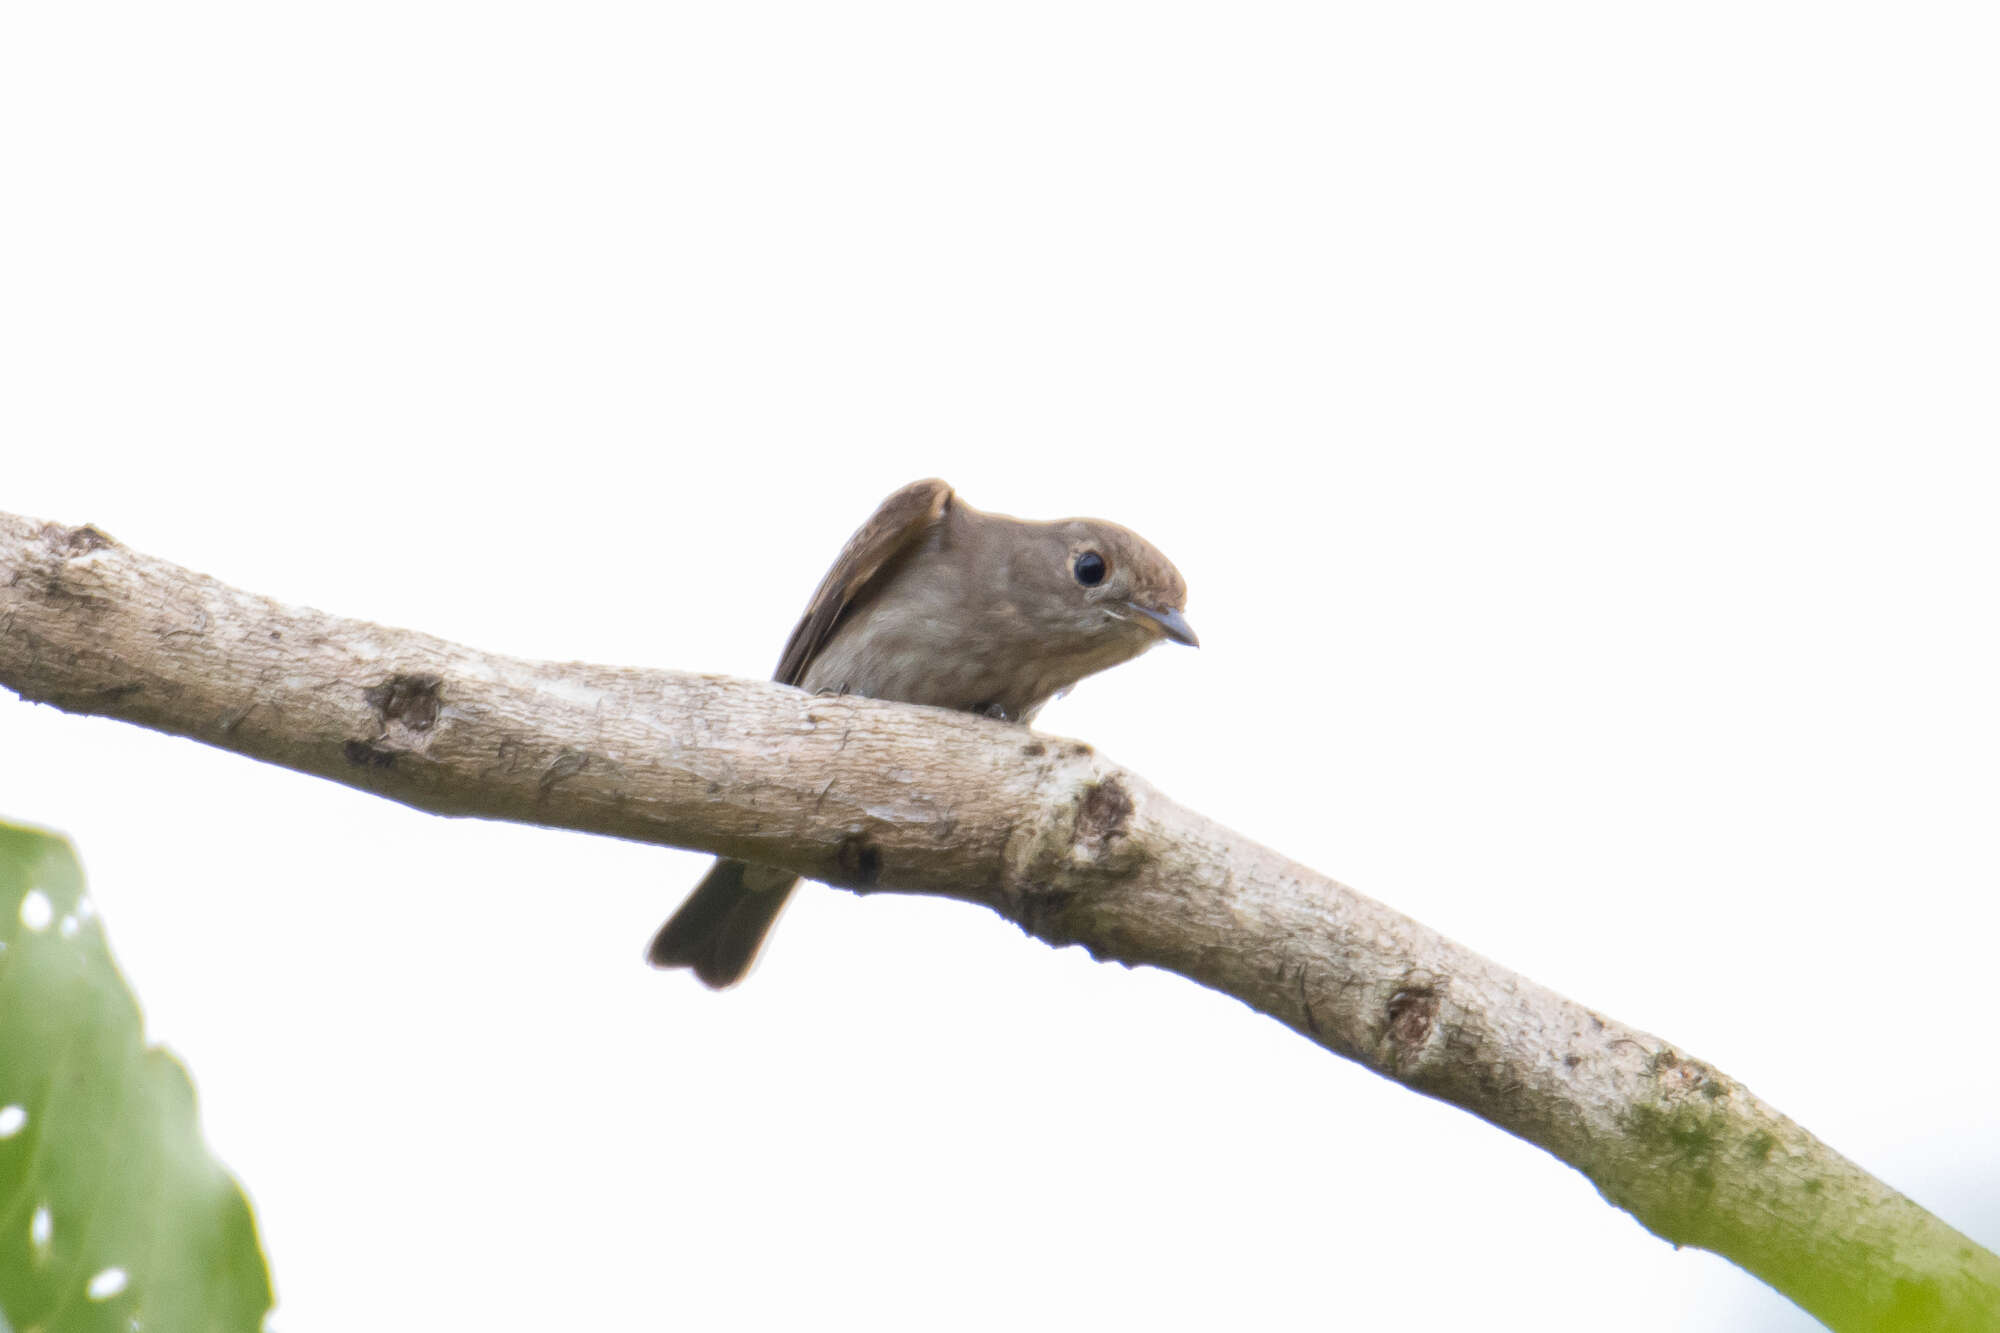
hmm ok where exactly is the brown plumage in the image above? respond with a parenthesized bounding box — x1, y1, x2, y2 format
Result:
(646, 478, 1196, 987)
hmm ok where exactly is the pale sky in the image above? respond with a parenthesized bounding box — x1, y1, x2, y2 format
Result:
(3, 5, 1996, 1330)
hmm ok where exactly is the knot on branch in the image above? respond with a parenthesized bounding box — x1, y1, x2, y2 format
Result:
(19, 522, 117, 608)
(40, 522, 116, 556)
(346, 672, 445, 769)
(1649, 1047, 1724, 1104)
(365, 674, 443, 732)
(1378, 976, 1444, 1074)
(998, 766, 1150, 950)
(833, 833, 882, 889)
(1074, 776, 1133, 856)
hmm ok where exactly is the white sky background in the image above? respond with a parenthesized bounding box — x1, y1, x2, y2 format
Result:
(3, 4, 1996, 1330)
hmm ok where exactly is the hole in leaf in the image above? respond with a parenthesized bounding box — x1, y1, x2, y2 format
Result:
(60, 913, 80, 938)
(30, 1203, 51, 1250)
(20, 889, 53, 932)
(0, 1105, 24, 1137)
(88, 1267, 130, 1300)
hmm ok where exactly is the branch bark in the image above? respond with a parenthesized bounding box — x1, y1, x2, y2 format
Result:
(2, 509, 1992, 1331)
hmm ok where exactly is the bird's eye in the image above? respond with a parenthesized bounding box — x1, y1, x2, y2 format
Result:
(1073, 551, 1107, 587)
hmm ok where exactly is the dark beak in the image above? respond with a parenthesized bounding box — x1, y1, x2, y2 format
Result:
(1130, 603, 1199, 648)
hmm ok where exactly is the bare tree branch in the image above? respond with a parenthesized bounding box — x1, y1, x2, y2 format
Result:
(2, 509, 1993, 1331)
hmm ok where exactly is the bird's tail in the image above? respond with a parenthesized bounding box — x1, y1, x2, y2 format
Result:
(646, 858, 798, 988)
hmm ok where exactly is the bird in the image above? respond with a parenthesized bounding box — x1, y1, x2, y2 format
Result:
(646, 477, 1197, 987)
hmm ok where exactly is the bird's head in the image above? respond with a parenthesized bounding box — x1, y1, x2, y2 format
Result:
(1012, 515, 1197, 680)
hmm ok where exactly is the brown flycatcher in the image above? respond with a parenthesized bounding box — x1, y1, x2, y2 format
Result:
(647, 477, 1196, 986)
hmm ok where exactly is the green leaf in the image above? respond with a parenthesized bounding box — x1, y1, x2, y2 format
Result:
(0, 821, 272, 1333)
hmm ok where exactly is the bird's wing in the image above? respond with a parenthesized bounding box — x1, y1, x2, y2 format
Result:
(772, 478, 953, 686)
